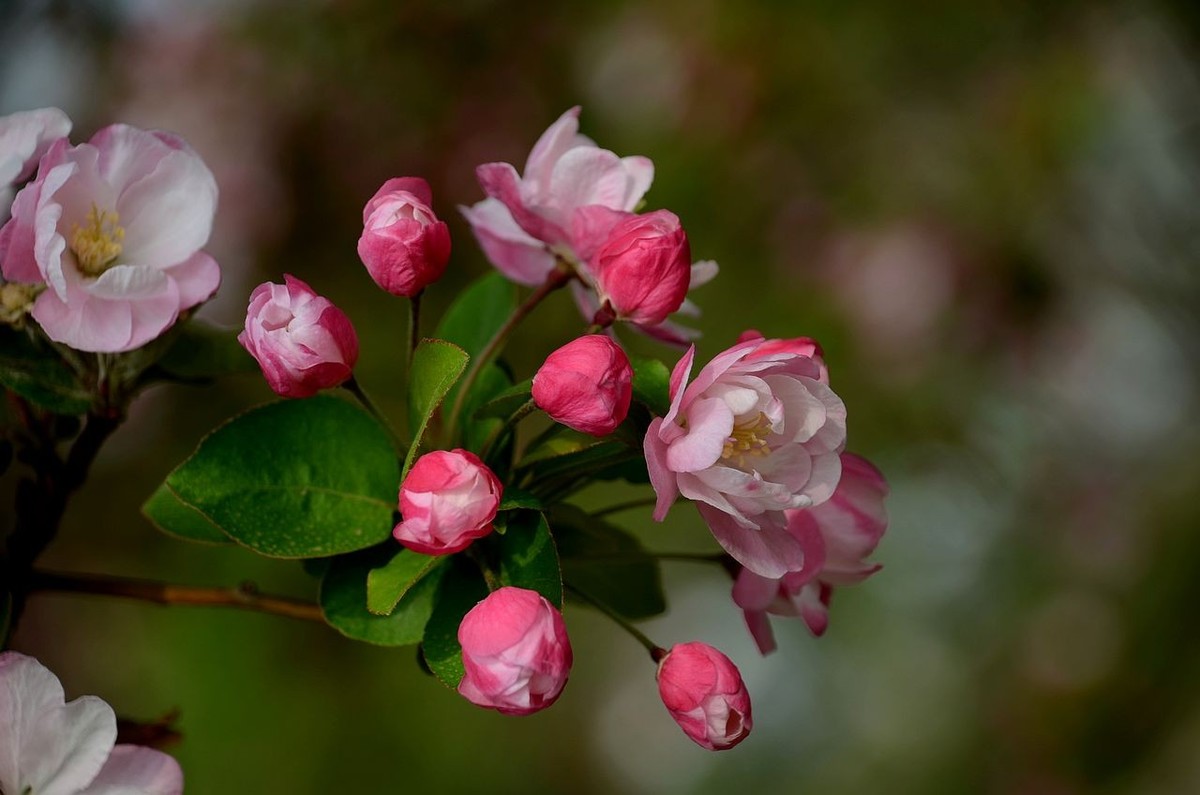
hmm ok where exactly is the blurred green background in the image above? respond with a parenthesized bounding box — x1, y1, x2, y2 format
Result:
(3, 0, 1200, 792)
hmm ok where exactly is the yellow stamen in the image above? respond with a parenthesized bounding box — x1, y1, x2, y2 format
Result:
(71, 205, 125, 276)
(721, 412, 773, 466)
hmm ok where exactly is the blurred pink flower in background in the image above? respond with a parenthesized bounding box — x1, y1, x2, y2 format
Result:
(238, 274, 359, 398)
(656, 641, 752, 751)
(532, 334, 633, 436)
(0, 652, 182, 795)
(645, 335, 846, 578)
(457, 586, 573, 715)
(393, 449, 502, 556)
(0, 107, 71, 214)
(357, 176, 451, 297)
(0, 124, 220, 352)
(733, 452, 889, 653)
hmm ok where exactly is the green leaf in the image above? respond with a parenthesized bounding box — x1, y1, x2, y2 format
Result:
(154, 320, 257, 381)
(434, 272, 516, 359)
(497, 511, 562, 606)
(320, 546, 446, 646)
(462, 364, 511, 455)
(498, 488, 544, 512)
(366, 547, 441, 616)
(422, 557, 489, 689)
(0, 328, 91, 415)
(471, 379, 532, 421)
(550, 505, 666, 620)
(631, 357, 672, 417)
(141, 483, 232, 545)
(404, 339, 469, 476)
(519, 441, 638, 485)
(166, 395, 398, 558)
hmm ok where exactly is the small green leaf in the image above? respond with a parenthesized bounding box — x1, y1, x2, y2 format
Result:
(421, 557, 489, 689)
(166, 395, 398, 558)
(631, 357, 672, 417)
(498, 511, 562, 606)
(405, 339, 469, 476)
(551, 505, 665, 620)
(498, 488, 544, 512)
(0, 328, 91, 415)
(366, 547, 441, 616)
(321, 546, 446, 646)
(471, 379, 533, 421)
(154, 320, 256, 381)
(141, 483, 232, 545)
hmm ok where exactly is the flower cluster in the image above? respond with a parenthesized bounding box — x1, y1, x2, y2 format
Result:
(1, 103, 889, 769)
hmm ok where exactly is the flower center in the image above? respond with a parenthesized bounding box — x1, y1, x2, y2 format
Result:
(71, 204, 125, 276)
(721, 412, 772, 465)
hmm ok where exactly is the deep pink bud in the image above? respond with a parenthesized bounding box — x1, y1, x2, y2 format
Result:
(590, 209, 691, 326)
(656, 642, 752, 751)
(532, 335, 633, 436)
(357, 177, 451, 297)
(457, 586, 573, 715)
(237, 274, 359, 398)
(393, 449, 502, 555)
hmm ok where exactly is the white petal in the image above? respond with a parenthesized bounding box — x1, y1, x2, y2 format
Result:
(78, 745, 183, 795)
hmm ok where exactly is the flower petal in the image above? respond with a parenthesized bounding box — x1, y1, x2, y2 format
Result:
(459, 198, 556, 286)
(696, 504, 805, 578)
(77, 745, 183, 795)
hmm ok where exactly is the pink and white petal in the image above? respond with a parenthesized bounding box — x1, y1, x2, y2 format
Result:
(476, 161, 566, 244)
(731, 568, 782, 612)
(662, 345, 696, 426)
(523, 106, 582, 191)
(78, 745, 183, 795)
(677, 471, 755, 528)
(32, 280, 132, 352)
(644, 417, 679, 521)
(618, 155, 655, 210)
(88, 265, 170, 299)
(762, 374, 827, 443)
(630, 318, 698, 348)
(800, 450, 843, 507)
(677, 339, 760, 411)
(797, 583, 832, 637)
(665, 397, 734, 473)
(0, 652, 117, 795)
(0, 107, 71, 185)
(460, 198, 556, 286)
(801, 377, 848, 454)
(119, 149, 217, 269)
(783, 510, 827, 584)
(689, 259, 719, 289)
(547, 146, 630, 215)
(164, 250, 220, 308)
(697, 503, 806, 578)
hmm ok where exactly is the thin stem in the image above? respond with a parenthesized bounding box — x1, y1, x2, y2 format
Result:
(592, 497, 660, 518)
(28, 570, 324, 622)
(444, 268, 572, 444)
(465, 546, 501, 592)
(343, 377, 404, 451)
(565, 582, 664, 661)
(480, 399, 538, 464)
(407, 291, 422, 370)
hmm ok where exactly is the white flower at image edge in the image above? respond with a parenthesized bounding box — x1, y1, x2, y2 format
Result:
(0, 652, 182, 795)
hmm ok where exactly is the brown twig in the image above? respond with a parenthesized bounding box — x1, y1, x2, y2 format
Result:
(28, 570, 324, 622)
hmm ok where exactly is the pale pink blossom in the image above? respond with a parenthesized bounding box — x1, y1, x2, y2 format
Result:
(532, 334, 632, 436)
(656, 642, 752, 751)
(0, 124, 219, 352)
(393, 449, 502, 555)
(734, 452, 889, 653)
(645, 335, 847, 578)
(0, 107, 71, 214)
(357, 176, 451, 297)
(0, 651, 182, 795)
(457, 586, 573, 715)
(237, 274, 359, 398)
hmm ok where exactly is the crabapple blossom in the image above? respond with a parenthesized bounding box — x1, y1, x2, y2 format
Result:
(587, 209, 691, 327)
(393, 449, 502, 555)
(0, 652, 182, 795)
(0, 124, 219, 352)
(656, 642, 752, 751)
(645, 335, 847, 578)
(238, 274, 359, 398)
(357, 176, 451, 297)
(457, 586, 573, 715)
(532, 334, 632, 436)
(734, 452, 889, 653)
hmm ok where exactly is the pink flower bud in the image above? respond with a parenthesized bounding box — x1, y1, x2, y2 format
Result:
(357, 177, 451, 297)
(237, 274, 359, 398)
(590, 209, 691, 326)
(457, 586, 573, 715)
(393, 449, 502, 555)
(656, 642, 753, 751)
(531, 335, 633, 436)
